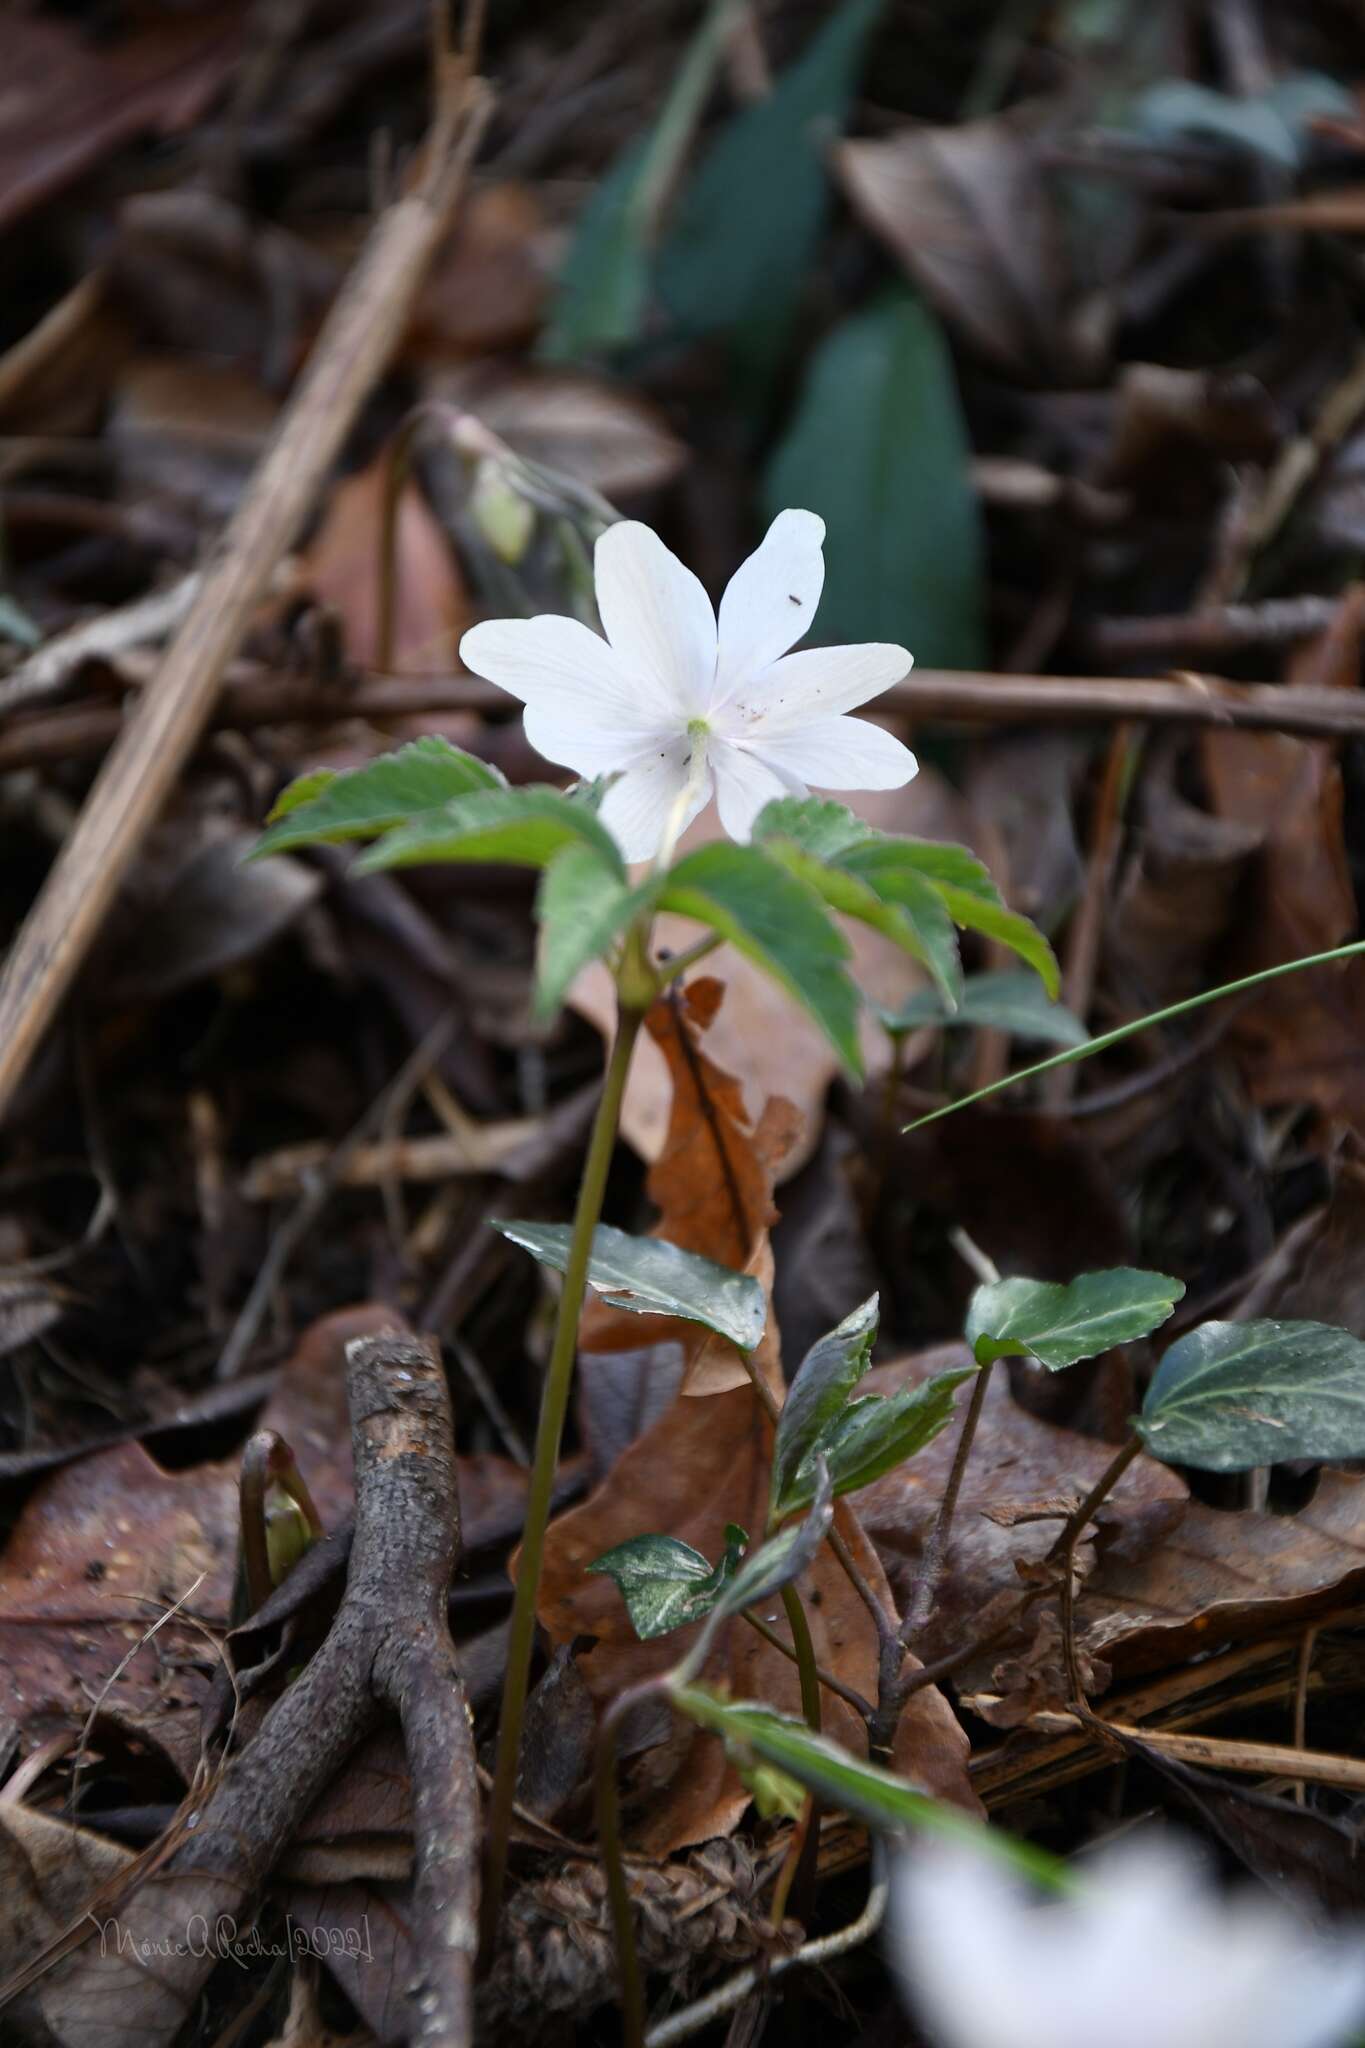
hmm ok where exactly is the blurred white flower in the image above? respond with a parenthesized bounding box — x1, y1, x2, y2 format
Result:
(459, 510, 916, 862)
(889, 1832, 1365, 2048)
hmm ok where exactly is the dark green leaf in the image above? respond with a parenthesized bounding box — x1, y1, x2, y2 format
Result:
(588, 1526, 745, 1640)
(657, 0, 882, 385)
(752, 797, 875, 865)
(771, 1296, 878, 1520)
(539, 0, 742, 360)
(494, 1219, 765, 1353)
(535, 847, 655, 1020)
(966, 1270, 1185, 1371)
(933, 885, 1062, 999)
(669, 1686, 1070, 1885)
(783, 1366, 976, 1511)
(843, 842, 1059, 997)
(1139, 1319, 1365, 1473)
(766, 844, 961, 1008)
(879, 970, 1087, 1046)
(356, 786, 626, 878)
(763, 290, 984, 668)
(659, 840, 861, 1075)
(251, 738, 504, 859)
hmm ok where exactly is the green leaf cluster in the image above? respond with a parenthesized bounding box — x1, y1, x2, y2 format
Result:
(252, 750, 1055, 1078)
(965, 1269, 1185, 1372)
(771, 1294, 974, 1518)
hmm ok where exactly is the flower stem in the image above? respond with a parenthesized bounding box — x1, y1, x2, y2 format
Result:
(1047, 1434, 1143, 1560)
(593, 1676, 669, 2048)
(483, 1001, 646, 1944)
(781, 1582, 822, 1735)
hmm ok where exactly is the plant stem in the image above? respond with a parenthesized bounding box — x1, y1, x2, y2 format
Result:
(740, 1610, 871, 1719)
(593, 1677, 665, 2048)
(654, 933, 723, 986)
(781, 1582, 822, 1734)
(1048, 1433, 1143, 1560)
(903, 1362, 992, 1637)
(483, 1002, 645, 1943)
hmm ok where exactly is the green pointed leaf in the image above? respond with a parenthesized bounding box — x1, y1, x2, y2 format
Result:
(659, 840, 862, 1075)
(1138, 1319, 1365, 1473)
(669, 1686, 1070, 1885)
(879, 970, 1087, 1047)
(763, 290, 984, 668)
(657, 0, 883, 384)
(966, 1270, 1184, 1371)
(844, 841, 1059, 997)
(783, 1365, 976, 1513)
(771, 1296, 879, 1520)
(775, 842, 962, 1009)
(540, 0, 741, 360)
(534, 846, 656, 1020)
(589, 1526, 746, 1640)
(494, 1218, 765, 1353)
(752, 797, 875, 865)
(251, 738, 505, 858)
(355, 786, 626, 878)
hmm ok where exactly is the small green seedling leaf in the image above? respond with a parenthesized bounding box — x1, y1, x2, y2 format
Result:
(966, 1270, 1185, 1372)
(659, 840, 862, 1076)
(494, 1219, 765, 1353)
(589, 1526, 745, 1640)
(1138, 1318, 1365, 1472)
(535, 846, 657, 1019)
(771, 1296, 879, 1520)
(879, 970, 1087, 1047)
(356, 786, 626, 878)
(669, 1686, 1070, 1887)
(782, 1366, 976, 1512)
(251, 738, 504, 858)
(677, 1462, 835, 1680)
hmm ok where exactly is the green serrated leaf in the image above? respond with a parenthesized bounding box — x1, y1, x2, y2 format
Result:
(934, 886, 1061, 999)
(535, 846, 655, 1020)
(752, 797, 876, 864)
(879, 970, 1087, 1046)
(356, 786, 626, 879)
(588, 1526, 745, 1640)
(659, 840, 862, 1076)
(251, 738, 505, 859)
(764, 290, 984, 668)
(771, 1297, 879, 1521)
(1138, 1319, 1365, 1473)
(670, 1686, 1070, 1886)
(494, 1219, 765, 1353)
(966, 1270, 1185, 1371)
(842, 842, 1059, 997)
(783, 1366, 976, 1512)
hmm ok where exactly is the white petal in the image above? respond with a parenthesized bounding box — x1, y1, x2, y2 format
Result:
(599, 743, 711, 863)
(594, 521, 717, 715)
(749, 714, 917, 791)
(521, 703, 660, 780)
(716, 641, 912, 732)
(461, 615, 652, 736)
(713, 509, 826, 700)
(710, 740, 802, 842)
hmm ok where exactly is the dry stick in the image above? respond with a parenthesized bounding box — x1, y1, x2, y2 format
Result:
(14, 662, 1365, 783)
(902, 1362, 994, 1641)
(0, 79, 491, 1127)
(25, 1334, 478, 2048)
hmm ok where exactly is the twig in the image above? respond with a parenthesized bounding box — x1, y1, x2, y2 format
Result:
(1082, 597, 1338, 663)
(12, 1333, 480, 2047)
(1043, 723, 1134, 1109)
(1098, 1721, 1365, 1794)
(0, 76, 492, 1126)
(902, 1364, 992, 1639)
(0, 573, 201, 716)
(643, 1856, 889, 2048)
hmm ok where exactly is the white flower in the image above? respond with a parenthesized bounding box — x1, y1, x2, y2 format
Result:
(889, 1832, 1365, 2048)
(459, 510, 917, 862)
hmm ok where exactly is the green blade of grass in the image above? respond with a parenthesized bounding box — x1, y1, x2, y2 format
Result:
(904, 938, 1365, 1130)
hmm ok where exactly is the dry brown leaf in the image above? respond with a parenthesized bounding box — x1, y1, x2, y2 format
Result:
(838, 117, 1070, 378)
(578, 979, 799, 1397)
(435, 362, 687, 499)
(301, 452, 468, 674)
(537, 1380, 978, 1854)
(853, 1342, 1188, 1676)
(408, 182, 549, 358)
(0, 1805, 135, 2040)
